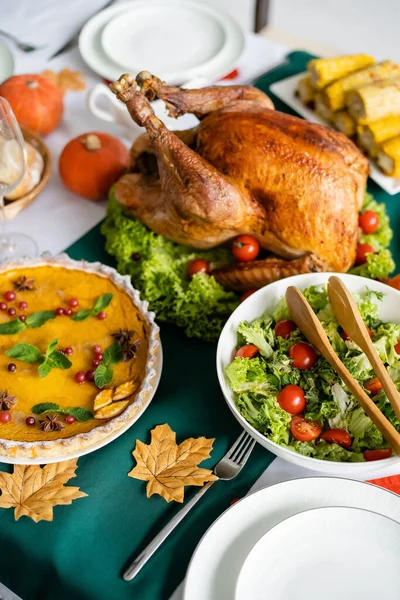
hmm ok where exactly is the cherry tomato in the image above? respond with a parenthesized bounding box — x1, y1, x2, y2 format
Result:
(290, 416, 322, 442)
(275, 319, 297, 339)
(240, 289, 257, 302)
(385, 274, 400, 291)
(321, 428, 352, 449)
(395, 339, 400, 355)
(289, 342, 317, 370)
(187, 259, 210, 277)
(363, 448, 393, 461)
(277, 384, 306, 415)
(365, 377, 383, 397)
(358, 210, 379, 234)
(232, 235, 260, 262)
(355, 243, 375, 266)
(235, 344, 259, 359)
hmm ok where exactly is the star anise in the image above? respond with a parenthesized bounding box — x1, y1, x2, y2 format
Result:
(112, 329, 135, 346)
(122, 339, 140, 363)
(39, 415, 65, 432)
(0, 390, 16, 411)
(12, 276, 36, 292)
(112, 329, 140, 362)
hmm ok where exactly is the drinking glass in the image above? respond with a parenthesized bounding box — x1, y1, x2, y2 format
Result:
(0, 97, 38, 260)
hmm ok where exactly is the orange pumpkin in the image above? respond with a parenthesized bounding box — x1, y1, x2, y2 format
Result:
(0, 74, 64, 136)
(59, 133, 130, 200)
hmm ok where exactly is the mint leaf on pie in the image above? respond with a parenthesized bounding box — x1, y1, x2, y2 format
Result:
(32, 402, 63, 414)
(71, 309, 92, 322)
(92, 293, 113, 315)
(48, 351, 72, 370)
(94, 364, 114, 388)
(65, 407, 93, 421)
(5, 343, 41, 363)
(103, 342, 122, 367)
(46, 338, 58, 356)
(25, 311, 56, 329)
(0, 319, 27, 335)
(38, 359, 53, 379)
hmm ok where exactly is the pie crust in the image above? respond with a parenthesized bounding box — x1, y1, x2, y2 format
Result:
(0, 254, 160, 460)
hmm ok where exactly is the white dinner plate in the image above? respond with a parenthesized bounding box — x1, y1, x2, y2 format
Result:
(79, 1, 245, 84)
(235, 506, 400, 600)
(183, 477, 400, 600)
(269, 73, 400, 195)
(0, 343, 163, 465)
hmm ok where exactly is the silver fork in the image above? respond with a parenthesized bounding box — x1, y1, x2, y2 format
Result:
(123, 430, 256, 581)
(0, 30, 42, 53)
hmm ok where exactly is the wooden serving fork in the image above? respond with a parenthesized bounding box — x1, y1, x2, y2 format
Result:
(328, 276, 400, 423)
(286, 286, 400, 454)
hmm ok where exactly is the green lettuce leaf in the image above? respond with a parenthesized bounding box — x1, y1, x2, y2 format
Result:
(284, 440, 364, 462)
(359, 193, 393, 249)
(349, 248, 395, 280)
(101, 190, 239, 341)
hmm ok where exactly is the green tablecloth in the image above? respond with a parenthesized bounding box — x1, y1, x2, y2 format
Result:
(0, 51, 398, 600)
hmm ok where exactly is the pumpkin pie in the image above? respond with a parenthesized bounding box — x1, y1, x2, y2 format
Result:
(0, 254, 160, 460)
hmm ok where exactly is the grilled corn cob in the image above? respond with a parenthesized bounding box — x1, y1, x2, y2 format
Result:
(333, 111, 356, 137)
(323, 60, 400, 111)
(315, 93, 335, 122)
(307, 54, 375, 89)
(357, 115, 400, 156)
(347, 78, 400, 122)
(377, 136, 400, 177)
(296, 74, 315, 106)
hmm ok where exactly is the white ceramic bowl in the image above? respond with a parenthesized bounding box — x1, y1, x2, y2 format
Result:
(217, 273, 400, 474)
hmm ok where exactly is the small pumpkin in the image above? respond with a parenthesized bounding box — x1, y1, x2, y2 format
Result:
(0, 74, 64, 136)
(59, 133, 130, 200)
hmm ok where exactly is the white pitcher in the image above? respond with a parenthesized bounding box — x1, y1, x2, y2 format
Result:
(87, 78, 208, 138)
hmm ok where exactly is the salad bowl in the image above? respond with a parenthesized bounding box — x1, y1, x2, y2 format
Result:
(217, 272, 400, 474)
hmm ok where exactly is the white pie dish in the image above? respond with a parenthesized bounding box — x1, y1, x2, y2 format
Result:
(216, 272, 400, 474)
(0, 253, 161, 464)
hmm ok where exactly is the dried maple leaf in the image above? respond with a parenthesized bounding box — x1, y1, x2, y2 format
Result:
(0, 459, 87, 522)
(41, 68, 86, 93)
(128, 424, 217, 503)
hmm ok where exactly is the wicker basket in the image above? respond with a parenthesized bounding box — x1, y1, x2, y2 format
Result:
(3, 128, 52, 221)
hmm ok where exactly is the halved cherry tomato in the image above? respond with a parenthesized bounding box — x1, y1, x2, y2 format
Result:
(235, 344, 259, 359)
(289, 342, 317, 370)
(232, 235, 260, 262)
(290, 416, 322, 442)
(275, 319, 297, 339)
(321, 428, 352, 449)
(355, 243, 375, 266)
(240, 289, 257, 302)
(358, 210, 379, 234)
(395, 339, 400, 355)
(277, 384, 306, 415)
(385, 274, 400, 291)
(363, 448, 393, 461)
(187, 259, 210, 277)
(365, 377, 383, 397)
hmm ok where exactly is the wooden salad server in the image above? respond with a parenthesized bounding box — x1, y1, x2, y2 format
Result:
(328, 276, 400, 423)
(286, 286, 400, 455)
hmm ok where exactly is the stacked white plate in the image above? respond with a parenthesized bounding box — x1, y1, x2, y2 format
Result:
(184, 477, 400, 599)
(79, 0, 245, 84)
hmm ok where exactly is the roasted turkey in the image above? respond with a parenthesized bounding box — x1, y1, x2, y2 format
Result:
(110, 72, 369, 291)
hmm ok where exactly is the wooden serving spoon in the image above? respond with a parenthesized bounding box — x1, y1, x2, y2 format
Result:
(286, 286, 400, 455)
(328, 276, 400, 423)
